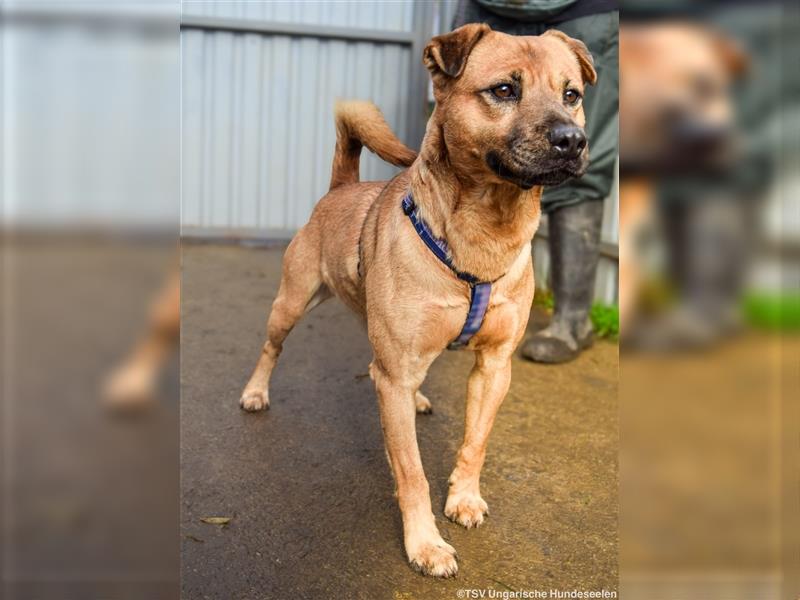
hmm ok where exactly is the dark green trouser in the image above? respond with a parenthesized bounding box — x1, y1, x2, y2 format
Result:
(453, 6, 619, 213)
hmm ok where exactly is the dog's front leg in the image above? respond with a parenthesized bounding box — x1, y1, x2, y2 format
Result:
(372, 361, 458, 578)
(445, 347, 513, 528)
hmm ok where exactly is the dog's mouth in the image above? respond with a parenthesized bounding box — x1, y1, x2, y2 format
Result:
(486, 151, 587, 190)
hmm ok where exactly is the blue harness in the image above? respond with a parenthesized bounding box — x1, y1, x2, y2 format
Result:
(401, 193, 493, 350)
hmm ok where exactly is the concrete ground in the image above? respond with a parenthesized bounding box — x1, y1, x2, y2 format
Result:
(620, 334, 789, 599)
(181, 243, 618, 599)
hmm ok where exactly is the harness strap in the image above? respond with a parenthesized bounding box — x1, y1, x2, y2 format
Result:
(401, 193, 491, 350)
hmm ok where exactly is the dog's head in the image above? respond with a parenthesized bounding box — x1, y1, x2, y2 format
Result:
(423, 24, 597, 190)
(619, 23, 748, 173)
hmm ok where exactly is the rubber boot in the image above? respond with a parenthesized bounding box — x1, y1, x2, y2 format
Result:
(522, 199, 604, 363)
(630, 195, 750, 351)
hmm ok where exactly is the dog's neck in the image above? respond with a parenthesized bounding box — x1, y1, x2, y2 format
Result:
(409, 119, 541, 283)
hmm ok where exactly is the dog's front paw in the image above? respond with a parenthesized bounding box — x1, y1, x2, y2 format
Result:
(445, 490, 488, 529)
(407, 536, 458, 578)
(239, 390, 269, 412)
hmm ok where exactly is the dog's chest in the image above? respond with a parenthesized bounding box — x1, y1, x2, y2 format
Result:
(468, 257, 534, 349)
(477, 291, 524, 344)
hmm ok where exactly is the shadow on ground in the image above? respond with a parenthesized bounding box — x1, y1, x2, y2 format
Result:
(181, 243, 618, 599)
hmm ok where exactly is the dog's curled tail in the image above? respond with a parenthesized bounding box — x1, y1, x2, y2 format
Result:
(329, 101, 418, 190)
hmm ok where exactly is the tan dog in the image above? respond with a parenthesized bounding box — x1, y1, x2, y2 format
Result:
(618, 23, 746, 332)
(240, 24, 596, 577)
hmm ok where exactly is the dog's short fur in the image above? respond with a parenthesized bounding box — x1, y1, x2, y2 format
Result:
(240, 24, 595, 577)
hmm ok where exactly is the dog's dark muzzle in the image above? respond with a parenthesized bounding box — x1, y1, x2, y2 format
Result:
(486, 147, 588, 190)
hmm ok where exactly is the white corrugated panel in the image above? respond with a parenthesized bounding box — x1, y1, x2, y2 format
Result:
(3, 12, 179, 227)
(180, 5, 415, 234)
(182, 1, 415, 32)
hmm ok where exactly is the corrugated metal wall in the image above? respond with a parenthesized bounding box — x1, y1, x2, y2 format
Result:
(181, 1, 424, 234)
(3, 9, 178, 228)
(182, 1, 415, 30)
(180, 1, 619, 302)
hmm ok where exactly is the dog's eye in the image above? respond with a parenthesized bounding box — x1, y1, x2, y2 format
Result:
(491, 84, 516, 100)
(563, 89, 582, 106)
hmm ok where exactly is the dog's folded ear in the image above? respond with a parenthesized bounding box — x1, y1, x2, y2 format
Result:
(710, 31, 749, 77)
(543, 29, 598, 86)
(423, 23, 490, 80)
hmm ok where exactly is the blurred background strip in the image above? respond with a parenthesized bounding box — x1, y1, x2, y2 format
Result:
(2, 3, 180, 599)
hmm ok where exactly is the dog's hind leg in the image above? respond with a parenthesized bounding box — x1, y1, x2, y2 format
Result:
(414, 391, 433, 414)
(240, 229, 329, 411)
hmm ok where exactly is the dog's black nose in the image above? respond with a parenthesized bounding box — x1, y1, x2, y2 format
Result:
(548, 124, 586, 159)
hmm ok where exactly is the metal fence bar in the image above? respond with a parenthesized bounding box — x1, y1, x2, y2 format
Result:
(405, 2, 435, 149)
(181, 225, 294, 241)
(180, 15, 415, 45)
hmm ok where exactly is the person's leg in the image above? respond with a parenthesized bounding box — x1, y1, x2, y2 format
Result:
(523, 11, 619, 363)
(522, 199, 604, 362)
(629, 193, 752, 351)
